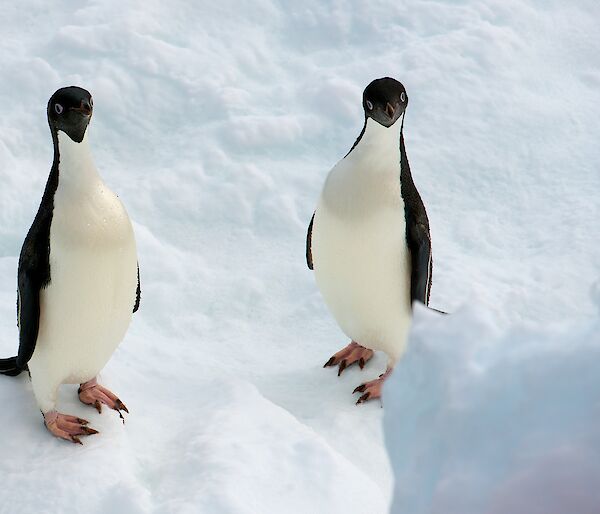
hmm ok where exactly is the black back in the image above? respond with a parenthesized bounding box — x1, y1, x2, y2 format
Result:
(5, 128, 62, 374)
(0, 92, 66, 376)
(399, 125, 433, 306)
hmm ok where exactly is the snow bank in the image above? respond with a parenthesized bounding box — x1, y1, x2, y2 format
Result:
(385, 299, 600, 514)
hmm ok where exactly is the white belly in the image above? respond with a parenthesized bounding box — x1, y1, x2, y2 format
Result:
(312, 119, 412, 363)
(30, 179, 137, 388)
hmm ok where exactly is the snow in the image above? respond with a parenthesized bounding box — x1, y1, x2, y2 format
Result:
(385, 303, 600, 514)
(0, 0, 598, 513)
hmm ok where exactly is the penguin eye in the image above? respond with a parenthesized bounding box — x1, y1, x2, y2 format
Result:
(366, 100, 374, 110)
(400, 92, 406, 102)
(54, 103, 64, 115)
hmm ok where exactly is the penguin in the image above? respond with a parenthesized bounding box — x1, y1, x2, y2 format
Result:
(0, 86, 140, 443)
(307, 77, 433, 404)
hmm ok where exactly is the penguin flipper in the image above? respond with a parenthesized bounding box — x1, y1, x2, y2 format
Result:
(400, 131, 432, 307)
(407, 221, 432, 307)
(1, 270, 42, 376)
(7, 218, 49, 375)
(133, 263, 141, 313)
(306, 212, 315, 270)
(3, 160, 56, 376)
(428, 306, 448, 315)
(14, 271, 41, 371)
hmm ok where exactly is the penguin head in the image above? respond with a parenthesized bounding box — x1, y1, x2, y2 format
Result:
(47, 86, 93, 143)
(362, 77, 407, 128)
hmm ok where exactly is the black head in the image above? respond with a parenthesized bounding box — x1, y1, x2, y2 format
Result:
(47, 86, 93, 143)
(362, 77, 408, 128)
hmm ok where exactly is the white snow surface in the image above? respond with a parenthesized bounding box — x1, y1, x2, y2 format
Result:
(0, 1, 598, 513)
(385, 303, 600, 514)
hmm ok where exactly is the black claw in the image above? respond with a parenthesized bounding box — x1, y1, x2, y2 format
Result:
(356, 392, 370, 404)
(71, 436, 83, 445)
(353, 384, 366, 394)
(358, 358, 365, 369)
(94, 400, 102, 414)
(77, 418, 89, 425)
(115, 399, 129, 413)
(323, 356, 335, 368)
(337, 360, 347, 376)
(82, 426, 99, 435)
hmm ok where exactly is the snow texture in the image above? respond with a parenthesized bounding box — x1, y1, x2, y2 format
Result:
(0, 0, 598, 513)
(385, 304, 600, 514)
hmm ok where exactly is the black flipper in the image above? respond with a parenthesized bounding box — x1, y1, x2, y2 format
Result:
(428, 307, 448, 315)
(400, 130, 433, 307)
(15, 272, 41, 369)
(1, 146, 59, 377)
(306, 212, 315, 270)
(1, 250, 45, 378)
(133, 263, 141, 313)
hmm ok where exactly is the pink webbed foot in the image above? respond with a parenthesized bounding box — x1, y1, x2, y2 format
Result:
(323, 341, 374, 376)
(78, 378, 129, 422)
(44, 411, 98, 444)
(353, 368, 393, 404)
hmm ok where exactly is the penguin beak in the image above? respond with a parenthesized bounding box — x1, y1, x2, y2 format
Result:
(385, 102, 395, 119)
(70, 99, 92, 117)
(381, 102, 403, 126)
(368, 101, 404, 127)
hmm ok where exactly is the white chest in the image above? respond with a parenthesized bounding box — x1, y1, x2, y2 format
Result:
(50, 132, 136, 267)
(32, 132, 138, 383)
(312, 119, 412, 362)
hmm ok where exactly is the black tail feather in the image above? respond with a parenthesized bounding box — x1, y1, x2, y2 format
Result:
(0, 356, 24, 376)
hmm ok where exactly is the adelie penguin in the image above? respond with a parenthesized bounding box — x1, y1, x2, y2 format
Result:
(0, 87, 140, 443)
(307, 77, 435, 404)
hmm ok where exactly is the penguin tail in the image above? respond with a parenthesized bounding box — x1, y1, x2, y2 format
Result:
(0, 356, 24, 377)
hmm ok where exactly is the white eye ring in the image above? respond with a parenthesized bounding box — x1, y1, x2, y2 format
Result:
(54, 103, 63, 114)
(366, 100, 374, 110)
(89, 97, 93, 108)
(400, 92, 406, 102)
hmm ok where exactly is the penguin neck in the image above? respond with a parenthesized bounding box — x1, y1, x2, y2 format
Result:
(346, 114, 404, 174)
(55, 131, 100, 191)
(360, 114, 404, 149)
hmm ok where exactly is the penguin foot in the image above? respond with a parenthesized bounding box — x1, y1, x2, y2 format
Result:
(323, 341, 374, 376)
(78, 378, 129, 422)
(353, 368, 393, 404)
(43, 410, 98, 444)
